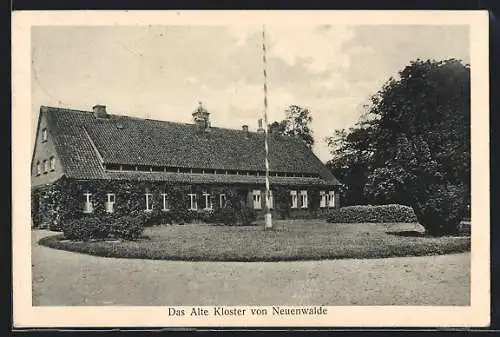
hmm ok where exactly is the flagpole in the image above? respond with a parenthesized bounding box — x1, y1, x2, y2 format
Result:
(262, 25, 273, 229)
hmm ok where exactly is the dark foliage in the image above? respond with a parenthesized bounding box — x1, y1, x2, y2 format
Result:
(62, 214, 144, 241)
(326, 59, 470, 235)
(326, 204, 417, 223)
(269, 105, 314, 149)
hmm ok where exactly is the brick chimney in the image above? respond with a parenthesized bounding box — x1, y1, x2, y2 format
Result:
(242, 124, 249, 138)
(257, 118, 265, 133)
(92, 104, 107, 118)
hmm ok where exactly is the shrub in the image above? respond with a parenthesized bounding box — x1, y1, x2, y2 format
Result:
(412, 185, 469, 236)
(108, 215, 145, 240)
(143, 209, 174, 227)
(62, 216, 109, 241)
(221, 206, 238, 226)
(327, 204, 417, 223)
(62, 215, 144, 241)
(217, 200, 256, 226)
(199, 209, 218, 223)
(236, 206, 257, 226)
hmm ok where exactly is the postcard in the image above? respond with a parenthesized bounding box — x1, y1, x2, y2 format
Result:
(12, 10, 490, 328)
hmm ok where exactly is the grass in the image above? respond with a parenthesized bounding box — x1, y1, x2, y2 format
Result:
(38, 220, 470, 262)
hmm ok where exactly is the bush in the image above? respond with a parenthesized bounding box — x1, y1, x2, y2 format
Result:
(143, 209, 174, 227)
(327, 204, 417, 223)
(62, 215, 144, 241)
(236, 207, 257, 226)
(218, 201, 257, 226)
(113, 216, 145, 240)
(199, 209, 218, 223)
(412, 185, 469, 236)
(221, 206, 238, 226)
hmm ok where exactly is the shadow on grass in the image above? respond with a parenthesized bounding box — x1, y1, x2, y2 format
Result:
(386, 230, 428, 237)
(386, 229, 471, 238)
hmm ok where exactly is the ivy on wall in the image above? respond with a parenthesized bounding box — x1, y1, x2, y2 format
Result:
(31, 177, 339, 230)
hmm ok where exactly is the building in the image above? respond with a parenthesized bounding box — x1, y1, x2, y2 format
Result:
(31, 103, 341, 229)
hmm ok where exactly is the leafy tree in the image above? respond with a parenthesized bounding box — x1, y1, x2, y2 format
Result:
(268, 120, 287, 135)
(325, 114, 387, 205)
(327, 59, 470, 235)
(270, 105, 314, 149)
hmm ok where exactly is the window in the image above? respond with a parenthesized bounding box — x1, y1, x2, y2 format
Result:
(252, 190, 262, 209)
(188, 193, 198, 210)
(300, 190, 308, 208)
(83, 193, 93, 213)
(41, 128, 48, 142)
(145, 193, 153, 211)
(328, 191, 336, 208)
(106, 193, 115, 213)
(43, 160, 49, 174)
(320, 191, 327, 208)
(161, 193, 170, 211)
(36, 161, 41, 176)
(202, 191, 213, 210)
(219, 194, 226, 208)
(49, 157, 56, 171)
(262, 190, 273, 209)
(290, 190, 298, 208)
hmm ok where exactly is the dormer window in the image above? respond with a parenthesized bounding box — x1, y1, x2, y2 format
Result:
(43, 160, 49, 174)
(35, 161, 41, 176)
(41, 128, 48, 142)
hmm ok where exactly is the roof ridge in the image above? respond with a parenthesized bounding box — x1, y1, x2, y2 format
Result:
(43, 105, 290, 136)
(40, 105, 341, 185)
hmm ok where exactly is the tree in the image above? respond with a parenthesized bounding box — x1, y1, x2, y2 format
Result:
(327, 58, 470, 235)
(270, 105, 314, 149)
(268, 120, 287, 135)
(325, 114, 388, 205)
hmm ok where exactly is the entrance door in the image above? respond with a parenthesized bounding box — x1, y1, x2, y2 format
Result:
(235, 188, 249, 209)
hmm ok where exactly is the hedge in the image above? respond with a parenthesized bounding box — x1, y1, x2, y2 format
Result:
(145, 205, 258, 226)
(62, 214, 145, 241)
(326, 204, 417, 223)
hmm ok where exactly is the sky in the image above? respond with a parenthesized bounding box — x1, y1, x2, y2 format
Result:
(31, 25, 469, 162)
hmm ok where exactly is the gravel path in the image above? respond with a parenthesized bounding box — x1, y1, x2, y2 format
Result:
(32, 230, 470, 306)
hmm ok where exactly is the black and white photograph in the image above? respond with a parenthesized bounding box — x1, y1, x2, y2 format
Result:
(12, 10, 490, 327)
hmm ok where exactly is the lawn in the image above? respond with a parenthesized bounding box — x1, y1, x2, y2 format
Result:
(32, 230, 471, 306)
(38, 220, 470, 261)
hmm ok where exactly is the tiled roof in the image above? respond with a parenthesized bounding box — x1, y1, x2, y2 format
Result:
(104, 171, 334, 186)
(42, 106, 341, 186)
